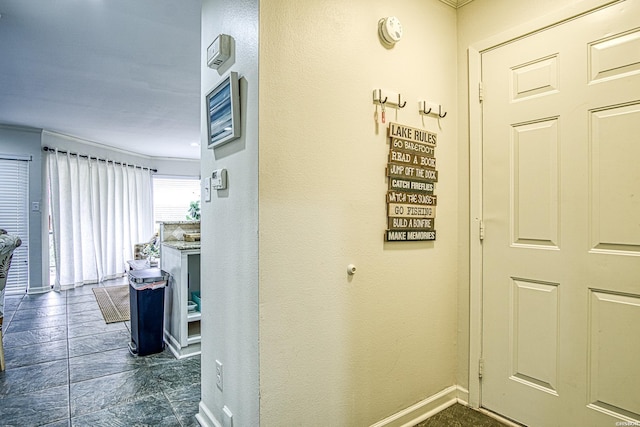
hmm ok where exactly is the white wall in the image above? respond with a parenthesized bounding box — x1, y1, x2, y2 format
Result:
(0, 126, 46, 293)
(41, 131, 199, 176)
(199, 1, 260, 426)
(455, 0, 614, 393)
(259, 0, 458, 425)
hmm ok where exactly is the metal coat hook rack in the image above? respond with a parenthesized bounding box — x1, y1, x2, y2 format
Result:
(419, 100, 447, 118)
(373, 89, 407, 108)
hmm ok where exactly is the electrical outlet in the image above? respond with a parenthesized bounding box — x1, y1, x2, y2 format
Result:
(216, 360, 223, 391)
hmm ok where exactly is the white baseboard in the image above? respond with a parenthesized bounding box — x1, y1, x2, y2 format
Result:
(368, 384, 522, 427)
(370, 385, 468, 427)
(195, 385, 470, 427)
(195, 400, 221, 427)
(27, 285, 50, 295)
(456, 386, 469, 406)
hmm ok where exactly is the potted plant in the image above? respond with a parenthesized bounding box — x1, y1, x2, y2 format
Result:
(186, 200, 200, 221)
(142, 234, 160, 266)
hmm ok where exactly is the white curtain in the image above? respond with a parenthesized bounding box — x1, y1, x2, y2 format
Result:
(47, 150, 153, 290)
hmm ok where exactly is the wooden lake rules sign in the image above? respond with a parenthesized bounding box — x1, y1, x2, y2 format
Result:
(385, 122, 438, 242)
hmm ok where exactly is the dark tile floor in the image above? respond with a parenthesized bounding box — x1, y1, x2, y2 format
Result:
(0, 278, 200, 427)
(415, 403, 509, 427)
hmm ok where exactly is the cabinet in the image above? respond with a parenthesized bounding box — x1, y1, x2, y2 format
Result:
(161, 243, 201, 359)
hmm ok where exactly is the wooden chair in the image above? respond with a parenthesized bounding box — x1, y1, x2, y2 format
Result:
(0, 230, 22, 371)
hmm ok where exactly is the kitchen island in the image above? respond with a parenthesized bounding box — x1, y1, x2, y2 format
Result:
(162, 240, 201, 359)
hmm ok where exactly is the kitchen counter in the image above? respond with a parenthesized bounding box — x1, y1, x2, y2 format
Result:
(160, 220, 200, 225)
(162, 241, 201, 251)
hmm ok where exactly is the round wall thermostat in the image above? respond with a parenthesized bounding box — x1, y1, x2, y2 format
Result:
(379, 16, 403, 45)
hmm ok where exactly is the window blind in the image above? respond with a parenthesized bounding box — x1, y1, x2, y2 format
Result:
(0, 159, 29, 294)
(152, 176, 201, 226)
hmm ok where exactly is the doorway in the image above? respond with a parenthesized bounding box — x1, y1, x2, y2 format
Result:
(471, 1, 640, 425)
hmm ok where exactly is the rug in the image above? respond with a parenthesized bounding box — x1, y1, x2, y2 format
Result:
(93, 285, 130, 323)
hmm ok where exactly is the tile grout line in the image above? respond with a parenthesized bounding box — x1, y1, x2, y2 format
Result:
(162, 388, 185, 427)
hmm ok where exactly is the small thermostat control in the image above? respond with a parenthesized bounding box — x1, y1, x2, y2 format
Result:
(378, 16, 403, 46)
(212, 168, 227, 190)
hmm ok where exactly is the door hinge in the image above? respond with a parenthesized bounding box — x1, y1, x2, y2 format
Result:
(479, 220, 485, 241)
(479, 358, 484, 379)
(479, 82, 484, 103)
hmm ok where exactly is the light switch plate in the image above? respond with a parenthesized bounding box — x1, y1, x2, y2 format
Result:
(204, 177, 212, 202)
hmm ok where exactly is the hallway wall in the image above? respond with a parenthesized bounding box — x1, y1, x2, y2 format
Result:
(200, 0, 459, 425)
(199, 0, 260, 426)
(259, 0, 458, 425)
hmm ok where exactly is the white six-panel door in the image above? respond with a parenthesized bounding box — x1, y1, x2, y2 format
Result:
(481, 1, 640, 425)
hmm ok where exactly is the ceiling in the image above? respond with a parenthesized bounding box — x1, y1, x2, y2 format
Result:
(0, 1, 472, 161)
(0, 0, 202, 160)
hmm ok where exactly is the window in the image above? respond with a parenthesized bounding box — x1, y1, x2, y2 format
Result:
(0, 158, 29, 294)
(152, 176, 201, 227)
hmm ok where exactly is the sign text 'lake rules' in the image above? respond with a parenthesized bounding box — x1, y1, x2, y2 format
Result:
(388, 122, 437, 147)
(386, 230, 436, 242)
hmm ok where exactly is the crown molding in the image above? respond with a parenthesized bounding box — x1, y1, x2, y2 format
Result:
(439, 0, 475, 8)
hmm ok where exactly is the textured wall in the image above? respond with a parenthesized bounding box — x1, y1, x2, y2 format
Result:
(199, 0, 260, 426)
(259, 1, 458, 425)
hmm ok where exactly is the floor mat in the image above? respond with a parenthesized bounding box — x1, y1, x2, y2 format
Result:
(92, 285, 130, 323)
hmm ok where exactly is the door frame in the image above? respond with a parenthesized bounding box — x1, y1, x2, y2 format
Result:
(467, 0, 623, 410)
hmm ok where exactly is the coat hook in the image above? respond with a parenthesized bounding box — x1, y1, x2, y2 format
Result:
(420, 101, 432, 115)
(438, 105, 447, 118)
(398, 94, 407, 108)
(374, 89, 388, 105)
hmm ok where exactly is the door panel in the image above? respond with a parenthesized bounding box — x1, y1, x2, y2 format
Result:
(590, 103, 640, 253)
(481, 1, 640, 425)
(588, 291, 640, 419)
(588, 29, 640, 83)
(511, 118, 560, 248)
(510, 278, 560, 394)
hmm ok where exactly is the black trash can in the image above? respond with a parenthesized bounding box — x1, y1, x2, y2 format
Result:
(128, 268, 169, 356)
